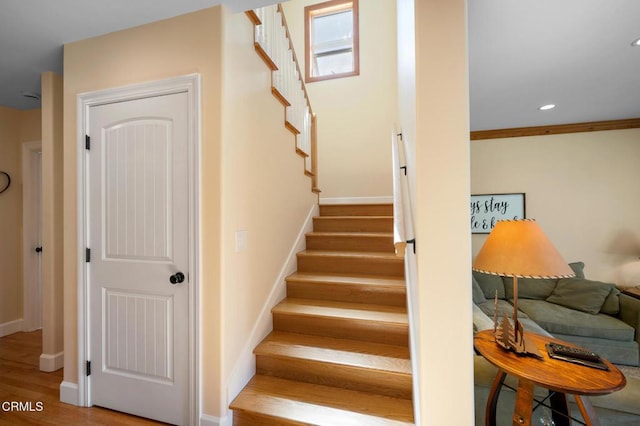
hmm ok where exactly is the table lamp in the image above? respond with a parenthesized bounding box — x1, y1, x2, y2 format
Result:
(473, 219, 575, 356)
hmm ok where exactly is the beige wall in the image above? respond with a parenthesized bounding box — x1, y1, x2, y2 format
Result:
(220, 8, 318, 414)
(283, 0, 398, 200)
(63, 5, 320, 420)
(0, 106, 40, 326)
(20, 109, 42, 142)
(41, 71, 64, 359)
(0, 107, 23, 325)
(63, 6, 224, 415)
(471, 129, 640, 285)
(397, 0, 474, 423)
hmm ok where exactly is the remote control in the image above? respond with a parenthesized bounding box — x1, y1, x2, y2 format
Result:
(547, 343, 602, 363)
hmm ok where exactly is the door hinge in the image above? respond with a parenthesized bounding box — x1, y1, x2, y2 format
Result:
(86, 360, 91, 376)
(85, 248, 91, 263)
(85, 135, 91, 150)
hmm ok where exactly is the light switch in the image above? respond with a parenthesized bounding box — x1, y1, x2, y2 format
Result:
(236, 230, 248, 252)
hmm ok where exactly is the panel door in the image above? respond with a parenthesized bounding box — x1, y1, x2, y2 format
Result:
(88, 92, 189, 425)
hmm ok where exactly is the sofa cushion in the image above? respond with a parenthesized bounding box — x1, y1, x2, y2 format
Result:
(472, 303, 494, 332)
(546, 278, 614, 314)
(477, 299, 529, 320)
(517, 299, 635, 342)
(473, 270, 505, 299)
(569, 261, 585, 279)
(503, 276, 557, 300)
(472, 276, 487, 304)
(600, 287, 621, 315)
(552, 333, 639, 366)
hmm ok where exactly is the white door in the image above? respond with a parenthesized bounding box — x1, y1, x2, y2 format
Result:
(22, 144, 42, 332)
(88, 92, 190, 425)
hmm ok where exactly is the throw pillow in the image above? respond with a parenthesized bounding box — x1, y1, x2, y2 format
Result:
(503, 276, 557, 300)
(472, 270, 505, 299)
(546, 278, 615, 315)
(568, 261, 585, 279)
(472, 276, 487, 304)
(600, 287, 621, 315)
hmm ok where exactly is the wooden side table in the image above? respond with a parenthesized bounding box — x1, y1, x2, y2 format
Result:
(622, 285, 640, 300)
(474, 330, 626, 426)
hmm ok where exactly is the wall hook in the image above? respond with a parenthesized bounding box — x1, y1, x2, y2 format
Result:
(0, 171, 10, 194)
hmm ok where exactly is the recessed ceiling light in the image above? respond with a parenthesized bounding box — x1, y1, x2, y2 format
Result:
(538, 104, 556, 111)
(20, 91, 41, 100)
(632, 38, 640, 47)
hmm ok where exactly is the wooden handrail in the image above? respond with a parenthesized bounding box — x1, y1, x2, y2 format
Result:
(311, 113, 319, 192)
(392, 132, 414, 257)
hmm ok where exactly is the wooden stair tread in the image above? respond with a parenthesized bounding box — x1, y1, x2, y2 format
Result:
(319, 204, 394, 217)
(286, 273, 407, 306)
(298, 250, 402, 260)
(312, 216, 394, 233)
(231, 375, 414, 425)
(314, 215, 393, 220)
(273, 298, 407, 322)
(257, 332, 411, 372)
(286, 272, 405, 287)
(296, 251, 405, 277)
(305, 232, 396, 253)
(307, 231, 393, 237)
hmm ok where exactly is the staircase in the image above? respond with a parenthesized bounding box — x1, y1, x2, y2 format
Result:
(230, 203, 414, 425)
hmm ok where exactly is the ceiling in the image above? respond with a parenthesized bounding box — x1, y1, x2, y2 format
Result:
(1, 1, 639, 131)
(468, 0, 640, 131)
(0, 0, 270, 110)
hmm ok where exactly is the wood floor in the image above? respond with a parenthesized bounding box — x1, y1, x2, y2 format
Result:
(0, 330, 164, 425)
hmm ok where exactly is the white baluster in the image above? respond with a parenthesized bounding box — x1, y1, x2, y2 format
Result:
(250, 6, 317, 184)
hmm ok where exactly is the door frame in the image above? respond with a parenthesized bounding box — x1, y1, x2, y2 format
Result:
(22, 140, 42, 332)
(76, 74, 201, 424)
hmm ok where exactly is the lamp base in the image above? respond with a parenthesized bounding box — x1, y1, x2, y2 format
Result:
(494, 313, 542, 358)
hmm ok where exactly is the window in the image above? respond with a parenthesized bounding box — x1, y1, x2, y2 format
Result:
(305, 0, 359, 83)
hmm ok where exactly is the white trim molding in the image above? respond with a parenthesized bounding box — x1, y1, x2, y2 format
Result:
(40, 351, 64, 372)
(200, 413, 228, 426)
(76, 74, 202, 422)
(0, 319, 24, 337)
(319, 196, 393, 205)
(59, 381, 79, 406)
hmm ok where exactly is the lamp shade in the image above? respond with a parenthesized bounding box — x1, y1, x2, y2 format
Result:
(473, 219, 575, 279)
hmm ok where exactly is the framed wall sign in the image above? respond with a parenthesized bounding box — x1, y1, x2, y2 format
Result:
(471, 193, 525, 234)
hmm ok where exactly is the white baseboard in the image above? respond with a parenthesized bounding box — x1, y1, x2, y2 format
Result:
(0, 319, 24, 337)
(224, 204, 318, 409)
(40, 351, 64, 372)
(319, 196, 393, 205)
(59, 381, 79, 406)
(200, 412, 228, 426)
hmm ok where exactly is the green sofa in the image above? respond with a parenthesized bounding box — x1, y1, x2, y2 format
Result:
(472, 262, 640, 424)
(472, 262, 640, 366)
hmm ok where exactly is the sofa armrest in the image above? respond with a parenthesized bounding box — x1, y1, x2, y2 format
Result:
(473, 303, 495, 332)
(619, 293, 640, 345)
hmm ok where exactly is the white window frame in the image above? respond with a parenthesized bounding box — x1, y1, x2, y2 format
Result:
(305, 0, 360, 83)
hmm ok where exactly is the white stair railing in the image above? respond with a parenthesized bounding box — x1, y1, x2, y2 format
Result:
(392, 131, 415, 257)
(392, 130, 421, 423)
(248, 5, 317, 188)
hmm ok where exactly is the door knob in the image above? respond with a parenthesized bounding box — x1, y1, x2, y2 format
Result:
(169, 272, 185, 284)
